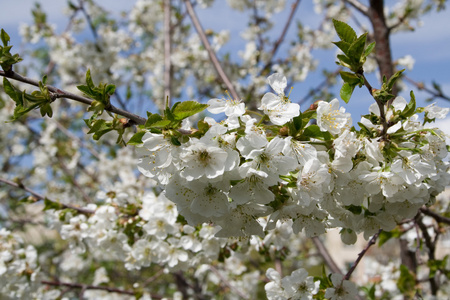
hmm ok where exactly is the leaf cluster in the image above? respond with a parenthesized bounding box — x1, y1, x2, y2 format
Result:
(3, 76, 54, 120)
(77, 69, 116, 115)
(0, 29, 23, 72)
(128, 100, 208, 146)
(332, 19, 375, 103)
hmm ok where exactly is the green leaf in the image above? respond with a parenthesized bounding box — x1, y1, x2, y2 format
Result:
(87, 119, 107, 134)
(401, 91, 416, 118)
(348, 33, 367, 63)
(171, 100, 208, 121)
(43, 198, 63, 211)
(1, 29, 10, 46)
(333, 19, 357, 43)
(105, 84, 116, 96)
(397, 265, 416, 295)
(364, 42, 376, 58)
(149, 119, 172, 128)
(144, 113, 163, 127)
(386, 69, 405, 91)
(127, 131, 146, 145)
(332, 41, 351, 55)
(292, 114, 303, 131)
(340, 71, 361, 85)
(336, 54, 352, 68)
(2, 78, 21, 105)
(340, 82, 355, 103)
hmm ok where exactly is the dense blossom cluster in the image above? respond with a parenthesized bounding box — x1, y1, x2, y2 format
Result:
(2, 0, 450, 299)
(137, 73, 450, 243)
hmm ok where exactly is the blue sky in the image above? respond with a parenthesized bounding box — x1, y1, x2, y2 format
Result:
(1, 0, 450, 132)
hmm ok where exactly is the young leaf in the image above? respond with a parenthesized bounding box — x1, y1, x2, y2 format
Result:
(348, 33, 367, 64)
(127, 131, 146, 146)
(340, 82, 355, 103)
(333, 19, 357, 43)
(339, 71, 361, 85)
(332, 41, 351, 55)
(171, 100, 208, 120)
(364, 41, 376, 58)
(386, 69, 405, 91)
(144, 113, 163, 127)
(2, 78, 21, 105)
(401, 91, 416, 118)
(1, 29, 10, 46)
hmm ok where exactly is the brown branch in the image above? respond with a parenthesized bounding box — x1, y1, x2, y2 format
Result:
(311, 236, 342, 275)
(183, 0, 239, 100)
(403, 76, 450, 102)
(261, 0, 301, 73)
(164, 0, 173, 106)
(0, 177, 95, 215)
(41, 280, 164, 299)
(0, 70, 146, 125)
(367, 0, 395, 96)
(420, 207, 450, 225)
(415, 214, 439, 295)
(344, 229, 381, 280)
(344, 0, 369, 16)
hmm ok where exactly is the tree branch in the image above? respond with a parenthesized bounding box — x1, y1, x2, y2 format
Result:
(367, 0, 395, 96)
(183, 0, 239, 100)
(344, 229, 381, 280)
(0, 70, 147, 125)
(0, 177, 95, 215)
(311, 236, 342, 275)
(344, 0, 369, 16)
(261, 0, 301, 73)
(420, 207, 450, 225)
(41, 280, 164, 299)
(403, 75, 450, 102)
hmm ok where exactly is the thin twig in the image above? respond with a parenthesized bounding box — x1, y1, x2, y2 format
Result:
(344, 229, 381, 280)
(183, 0, 239, 100)
(261, 0, 301, 73)
(55, 155, 93, 203)
(0, 70, 146, 125)
(209, 266, 249, 300)
(420, 207, 450, 225)
(311, 236, 342, 275)
(403, 75, 450, 102)
(415, 214, 438, 295)
(164, 0, 173, 106)
(41, 280, 165, 298)
(344, 0, 369, 16)
(0, 177, 95, 214)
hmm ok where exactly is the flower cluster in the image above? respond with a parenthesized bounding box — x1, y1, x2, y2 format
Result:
(138, 73, 450, 243)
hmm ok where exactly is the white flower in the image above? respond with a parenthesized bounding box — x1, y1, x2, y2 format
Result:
(229, 167, 275, 205)
(258, 73, 300, 125)
(245, 136, 297, 179)
(397, 54, 415, 70)
(137, 132, 180, 184)
(424, 103, 450, 119)
(316, 98, 351, 135)
(324, 273, 358, 300)
(207, 97, 245, 117)
(180, 140, 228, 181)
(281, 268, 319, 300)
